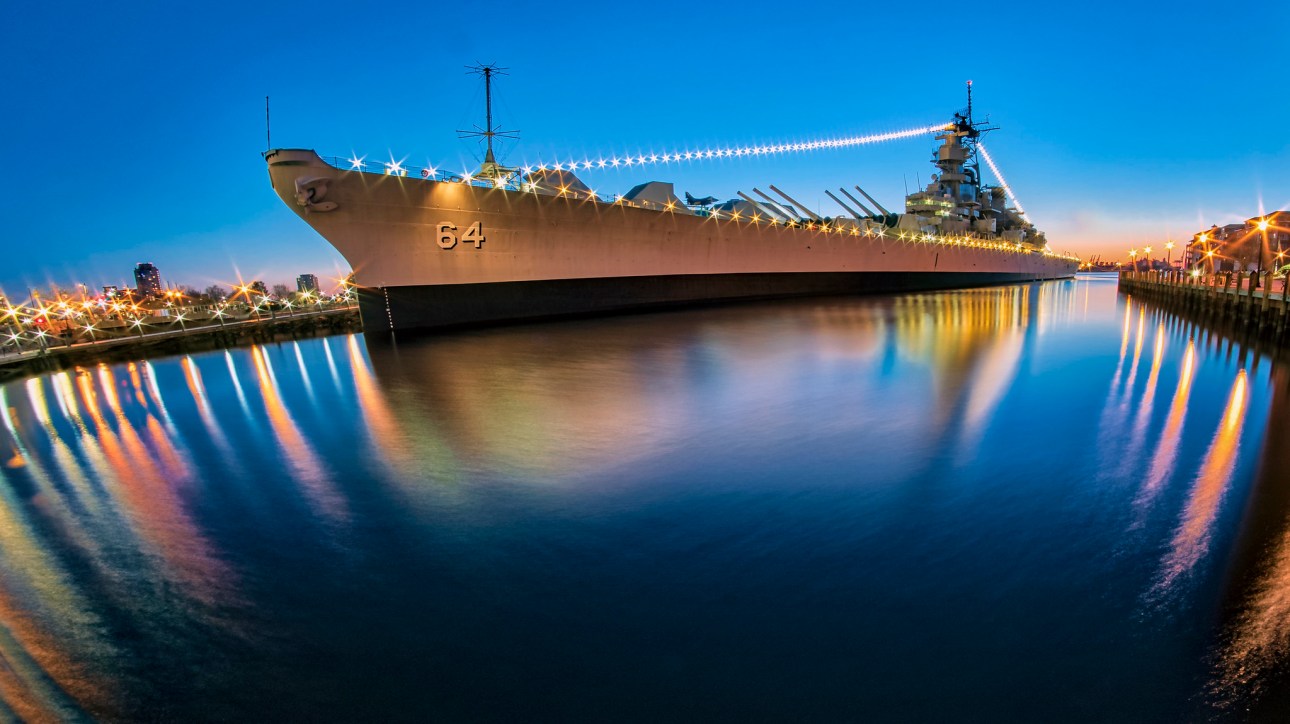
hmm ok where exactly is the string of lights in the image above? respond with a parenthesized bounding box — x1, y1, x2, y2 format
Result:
(517, 123, 950, 175)
(976, 142, 1027, 220)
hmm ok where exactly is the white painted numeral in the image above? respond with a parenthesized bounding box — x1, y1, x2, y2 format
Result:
(436, 222, 458, 249)
(462, 221, 485, 248)
(437, 221, 485, 250)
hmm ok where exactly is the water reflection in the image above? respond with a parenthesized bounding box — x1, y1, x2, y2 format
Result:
(1133, 341, 1196, 516)
(0, 278, 1288, 719)
(1210, 365, 1290, 712)
(1151, 370, 1249, 597)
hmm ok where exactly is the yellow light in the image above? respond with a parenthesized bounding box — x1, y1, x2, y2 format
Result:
(1166, 241, 1175, 250)
(1258, 219, 1270, 231)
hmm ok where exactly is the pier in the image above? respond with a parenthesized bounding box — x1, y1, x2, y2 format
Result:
(0, 307, 361, 382)
(1119, 269, 1290, 349)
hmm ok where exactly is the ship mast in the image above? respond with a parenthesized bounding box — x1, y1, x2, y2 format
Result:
(458, 63, 519, 180)
(960, 80, 994, 210)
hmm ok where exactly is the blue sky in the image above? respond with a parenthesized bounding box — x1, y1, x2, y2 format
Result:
(3, 0, 1287, 296)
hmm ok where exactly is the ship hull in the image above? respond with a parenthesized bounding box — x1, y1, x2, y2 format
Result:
(266, 149, 1078, 333)
(361, 271, 1058, 332)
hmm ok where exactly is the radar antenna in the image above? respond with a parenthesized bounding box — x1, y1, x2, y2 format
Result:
(457, 63, 520, 179)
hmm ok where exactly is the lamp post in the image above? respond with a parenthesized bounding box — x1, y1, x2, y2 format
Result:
(1165, 241, 1175, 272)
(1277, 249, 1287, 297)
(1255, 217, 1270, 290)
(1129, 248, 1138, 272)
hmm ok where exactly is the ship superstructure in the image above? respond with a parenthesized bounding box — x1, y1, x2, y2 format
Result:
(898, 82, 1046, 250)
(265, 75, 1076, 334)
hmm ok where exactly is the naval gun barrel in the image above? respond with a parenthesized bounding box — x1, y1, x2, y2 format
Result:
(824, 190, 863, 220)
(853, 184, 891, 216)
(839, 187, 876, 217)
(752, 188, 801, 222)
(769, 185, 822, 222)
(737, 191, 791, 221)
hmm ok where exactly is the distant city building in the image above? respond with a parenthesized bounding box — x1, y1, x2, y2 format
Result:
(134, 263, 162, 298)
(297, 274, 319, 294)
(102, 285, 120, 299)
(249, 280, 269, 297)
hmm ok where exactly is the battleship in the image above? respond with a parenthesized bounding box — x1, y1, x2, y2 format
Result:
(265, 72, 1077, 334)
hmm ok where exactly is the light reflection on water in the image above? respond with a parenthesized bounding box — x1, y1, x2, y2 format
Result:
(0, 275, 1287, 720)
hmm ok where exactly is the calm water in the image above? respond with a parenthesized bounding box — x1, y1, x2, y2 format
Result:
(2, 275, 1290, 721)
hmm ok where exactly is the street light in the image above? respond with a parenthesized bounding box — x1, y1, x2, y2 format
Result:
(1129, 249, 1138, 272)
(1255, 217, 1269, 290)
(1165, 241, 1175, 270)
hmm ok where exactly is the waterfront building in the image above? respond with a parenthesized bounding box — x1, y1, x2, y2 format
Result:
(102, 285, 120, 299)
(1188, 223, 1247, 272)
(297, 274, 320, 294)
(1251, 211, 1290, 271)
(1185, 213, 1289, 273)
(134, 263, 162, 298)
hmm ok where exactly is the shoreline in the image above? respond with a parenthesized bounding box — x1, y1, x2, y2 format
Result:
(0, 308, 362, 383)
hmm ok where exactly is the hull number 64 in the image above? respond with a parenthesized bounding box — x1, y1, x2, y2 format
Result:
(437, 221, 485, 249)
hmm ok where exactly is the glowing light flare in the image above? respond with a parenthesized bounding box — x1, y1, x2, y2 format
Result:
(977, 142, 1028, 221)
